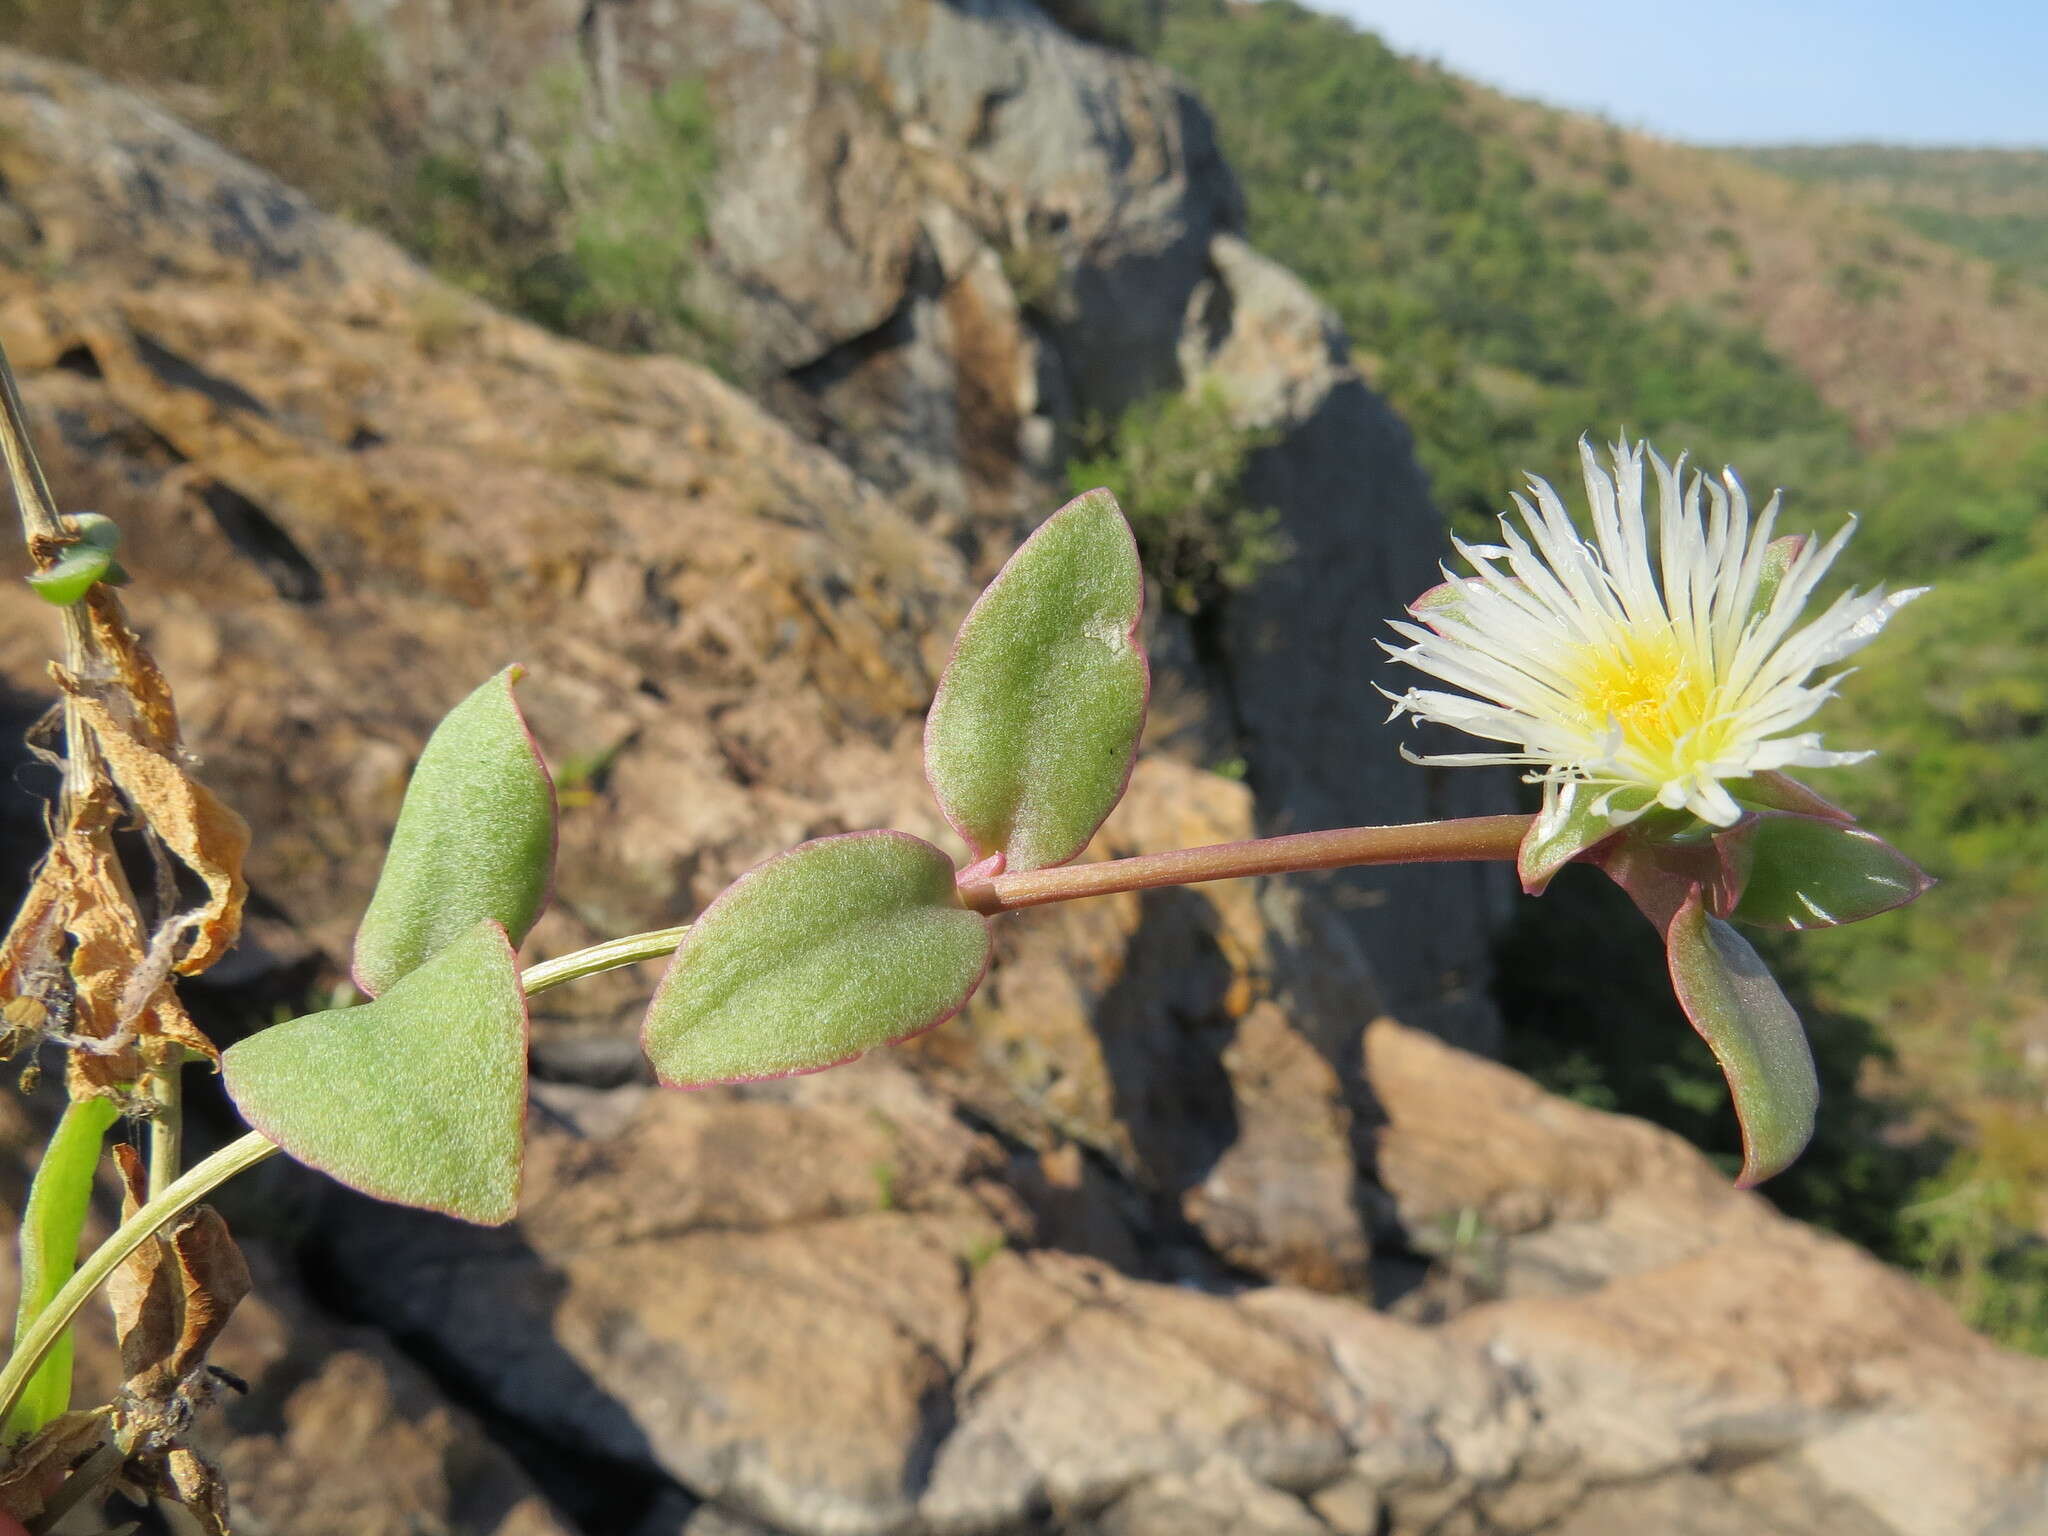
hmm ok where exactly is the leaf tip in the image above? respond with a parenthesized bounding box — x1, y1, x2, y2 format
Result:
(1666, 886, 1818, 1189)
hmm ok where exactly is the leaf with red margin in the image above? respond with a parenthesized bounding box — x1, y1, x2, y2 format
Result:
(223, 920, 527, 1224)
(1666, 886, 1818, 1187)
(353, 667, 557, 996)
(924, 489, 1148, 874)
(1593, 820, 1723, 935)
(1718, 813, 1933, 931)
(642, 831, 991, 1087)
(1518, 781, 1652, 895)
(1737, 770, 1856, 823)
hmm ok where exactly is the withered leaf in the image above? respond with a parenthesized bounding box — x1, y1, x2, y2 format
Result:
(0, 1409, 108, 1522)
(81, 588, 181, 753)
(0, 776, 219, 1098)
(107, 1146, 250, 1411)
(54, 676, 249, 976)
(163, 1446, 230, 1536)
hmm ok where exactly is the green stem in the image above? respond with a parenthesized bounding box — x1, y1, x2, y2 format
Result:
(0, 1131, 277, 1438)
(145, 1061, 182, 1202)
(520, 925, 689, 995)
(958, 814, 1534, 914)
(5, 1099, 120, 1441)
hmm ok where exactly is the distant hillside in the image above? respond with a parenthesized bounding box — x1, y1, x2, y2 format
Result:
(1455, 93, 2048, 445)
(1145, 3, 2048, 519)
(1147, 0, 1848, 532)
(1739, 145, 2048, 291)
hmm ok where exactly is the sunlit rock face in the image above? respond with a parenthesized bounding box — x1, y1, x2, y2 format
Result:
(2, 28, 2041, 1536)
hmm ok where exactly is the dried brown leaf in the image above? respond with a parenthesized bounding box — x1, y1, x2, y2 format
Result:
(81, 589, 180, 753)
(107, 1145, 175, 1394)
(0, 731, 222, 1093)
(0, 857, 66, 1006)
(159, 1212, 249, 1385)
(107, 1147, 250, 1409)
(162, 1447, 230, 1536)
(55, 677, 248, 977)
(0, 1410, 107, 1521)
(25, 812, 216, 1097)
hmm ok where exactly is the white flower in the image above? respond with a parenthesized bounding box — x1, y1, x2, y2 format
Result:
(1381, 438, 1926, 827)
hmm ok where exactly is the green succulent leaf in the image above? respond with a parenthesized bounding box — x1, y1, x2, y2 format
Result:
(1725, 813, 1934, 931)
(643, 830, 990, 1087)
(26, 547, 113, 607)
(223, 919, 527, 1224)
(924, 488, 1148, 873)
(1665, 885, 1818, 1188)
(67, 513, 122, 553)
(353, 667, 557, 996)
(1736, 769, 1855, 823)
(1518, 780, 1651, 895)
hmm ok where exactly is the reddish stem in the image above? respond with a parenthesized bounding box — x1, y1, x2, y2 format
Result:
(958, 814, 1534, 915)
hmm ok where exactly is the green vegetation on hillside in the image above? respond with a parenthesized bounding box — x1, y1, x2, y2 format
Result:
(0, 0, 721, 361)
(1807, 406, 2048, 1341)
(1148, 0, 1852, 535)
(1066, 383, 1286, 613)
(1742, 145, 2048, 292)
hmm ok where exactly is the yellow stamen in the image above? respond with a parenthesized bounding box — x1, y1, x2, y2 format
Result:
(1570, 627, 1701, 758)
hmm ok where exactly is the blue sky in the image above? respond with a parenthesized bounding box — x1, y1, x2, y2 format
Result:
(1317, 1, 2047, 147)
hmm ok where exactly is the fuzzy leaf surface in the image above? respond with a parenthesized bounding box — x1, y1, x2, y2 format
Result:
(1666, 886, 1818, 1187)
(1727, 814, 1933, 930)
(924, 488, 1147, 873)
(354, 667, 556, 995)
(224, 919, 527, 1224)
(643, 831, 990, 1086)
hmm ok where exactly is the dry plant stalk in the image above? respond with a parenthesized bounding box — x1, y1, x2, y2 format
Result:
(0, 341, 248, 1121)
(0, 339, 252, 1529)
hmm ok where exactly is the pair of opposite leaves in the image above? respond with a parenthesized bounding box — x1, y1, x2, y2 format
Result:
(220, 492, 1147, 1224)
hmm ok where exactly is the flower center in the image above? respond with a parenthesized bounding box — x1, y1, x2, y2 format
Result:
(1571, 628, 1697, 753)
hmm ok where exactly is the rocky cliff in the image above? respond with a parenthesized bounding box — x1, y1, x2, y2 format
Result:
(0, 20, 2042, 1536)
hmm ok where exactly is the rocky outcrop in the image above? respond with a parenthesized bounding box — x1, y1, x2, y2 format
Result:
(304, 1023, 2048, 1536)
(1, 36, 2044, 1536)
